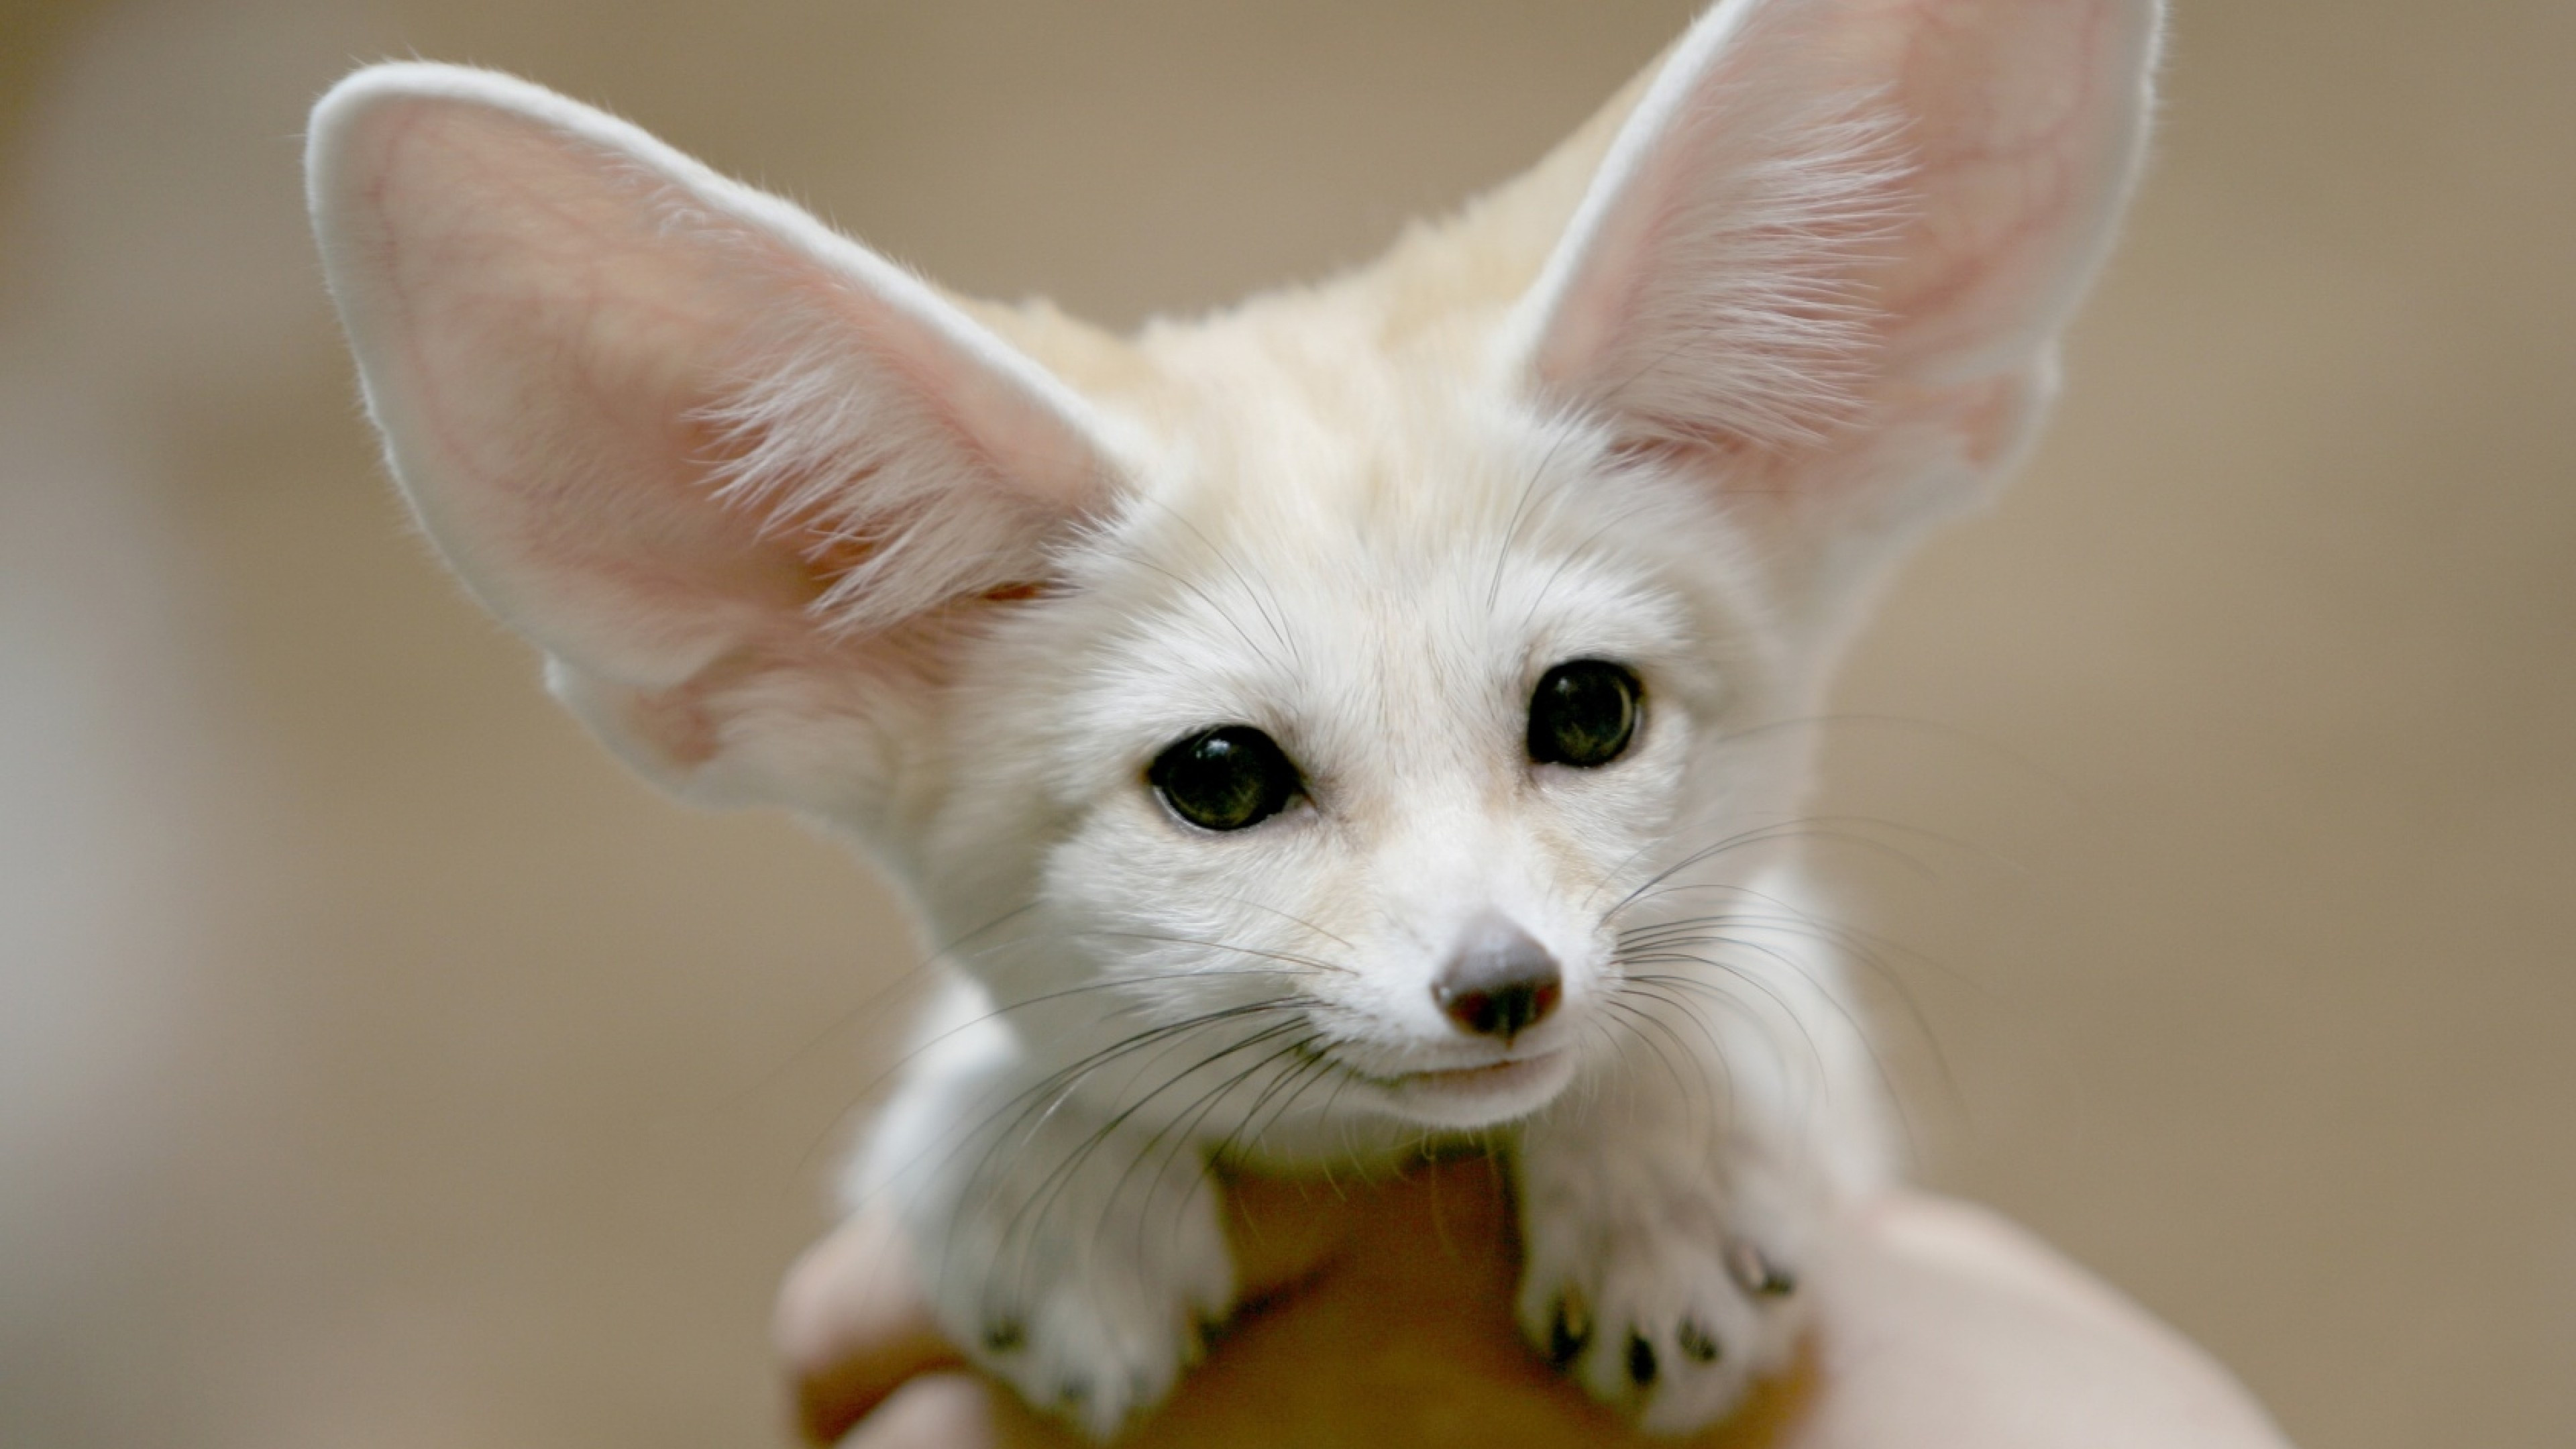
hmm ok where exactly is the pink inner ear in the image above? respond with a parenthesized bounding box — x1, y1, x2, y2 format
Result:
(351, 98, 822, 683)
(319, 73, 1117, 692)
(1524, 0, 2151, 462)
(1867, 0, 2133, 374)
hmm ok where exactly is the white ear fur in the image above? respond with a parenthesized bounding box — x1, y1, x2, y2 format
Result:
(307, 64, 1120, 810)
(1515, 0, 2160, 609)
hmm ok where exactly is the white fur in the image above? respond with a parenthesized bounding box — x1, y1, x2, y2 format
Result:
(307, 0, 2162, 1436)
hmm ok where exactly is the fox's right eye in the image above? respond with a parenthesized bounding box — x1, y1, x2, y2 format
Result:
(1149, 727, 1303, 832)
(1527, 659, 1642, 768)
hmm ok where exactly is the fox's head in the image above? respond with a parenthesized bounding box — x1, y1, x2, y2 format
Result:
(310, 0, 2153, 1134)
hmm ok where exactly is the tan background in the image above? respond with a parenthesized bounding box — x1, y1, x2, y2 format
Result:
(1, 1, 2568, 1446)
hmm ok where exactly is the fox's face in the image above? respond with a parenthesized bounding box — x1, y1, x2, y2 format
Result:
(938, 364, 1786, 1129)
(309, 0, 2152, 1138)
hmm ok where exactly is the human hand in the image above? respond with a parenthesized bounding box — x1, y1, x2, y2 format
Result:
(774, 1157, 2290, 1448)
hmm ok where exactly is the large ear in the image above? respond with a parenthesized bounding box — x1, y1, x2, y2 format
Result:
(307, 64, 1122, 818)
(1513, 0, 2161, 622)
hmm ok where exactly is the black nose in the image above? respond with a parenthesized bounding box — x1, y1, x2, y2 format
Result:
(1434, 916, 1562, 1040)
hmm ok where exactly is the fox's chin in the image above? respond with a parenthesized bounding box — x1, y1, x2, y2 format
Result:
(1351, 1048, 1577, 1130)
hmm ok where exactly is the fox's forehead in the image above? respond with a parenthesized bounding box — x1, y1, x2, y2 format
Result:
(1034, 329, 1724, 776)
(1110, 299, 1568, 572)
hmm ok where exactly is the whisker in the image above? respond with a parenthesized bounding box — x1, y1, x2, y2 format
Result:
(870, 996, 1310, 1210)
(1073, 928, 1356, 978)
(1120, 1033, 1324, 1248)
(1624, 958, 1919, 1158)
(747, 901, 1044, 1120)
(996, 1018, 1310, 1303)
(809, 964, 1326, 1175)
(1199, 895, 1356, 951)
(1487, 421, 1587, 610)
(1516, 486, 1668, 636)
(1593, 815, 1953, 920)
(1615, 896, 1963, 1148)
(1159, 501, 1305, 673)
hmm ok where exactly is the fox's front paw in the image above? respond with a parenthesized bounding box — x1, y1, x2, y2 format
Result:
(965, 1232, 1228, 1439)
(913, 1152, 1234, 1440)
(1515, 1147, 1809, 1434)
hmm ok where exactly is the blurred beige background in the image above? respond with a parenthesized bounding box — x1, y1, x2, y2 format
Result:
(1, 1, 2568, 1446)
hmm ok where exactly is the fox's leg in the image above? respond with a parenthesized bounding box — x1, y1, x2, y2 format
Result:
(1514, 1092, 1825, 1432)
(851, 1005, 1234, 1440)
(1515, 906, 1885, 1433)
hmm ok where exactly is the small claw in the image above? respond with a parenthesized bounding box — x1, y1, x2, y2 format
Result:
(1676, 1316, 1721, 1363)
(1726, 1240, 1797, 1297)
(1550, 1291, 1593, 1366)
(1625, 1332, 1658, 1388)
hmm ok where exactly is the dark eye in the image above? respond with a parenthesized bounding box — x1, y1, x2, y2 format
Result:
(1148, 726, 1303, 832)
(1527, 659, 1642, 768)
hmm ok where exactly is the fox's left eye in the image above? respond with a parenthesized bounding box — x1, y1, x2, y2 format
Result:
(1149, 726, 1304, 832)
(1527, 659, 1642, 768)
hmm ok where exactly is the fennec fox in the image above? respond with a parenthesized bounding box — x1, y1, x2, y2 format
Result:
(307, 0, 2159, 1434)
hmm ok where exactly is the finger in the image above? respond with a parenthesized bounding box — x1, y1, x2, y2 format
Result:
(775, 1206, 966, 1445)
(1786, 1193, 2290, 1449)
(833, 1373, 1000, 1449)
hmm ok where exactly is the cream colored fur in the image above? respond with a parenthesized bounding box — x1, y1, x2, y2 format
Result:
(307, 0, 2161, 1436)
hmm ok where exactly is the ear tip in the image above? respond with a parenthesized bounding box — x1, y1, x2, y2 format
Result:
(305, 61, 661, 286)
(305, 62, 600, 201)
(307, 65, 482, 206)
(310, 61, 543, 142)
